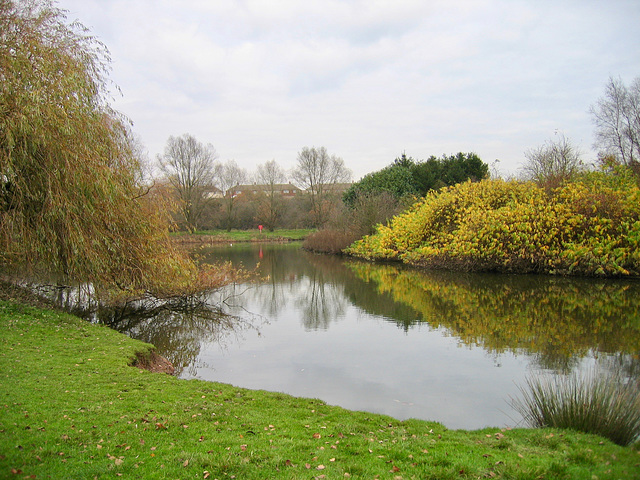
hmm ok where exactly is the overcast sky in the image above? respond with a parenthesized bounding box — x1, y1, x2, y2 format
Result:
(56, 0, 639, 180)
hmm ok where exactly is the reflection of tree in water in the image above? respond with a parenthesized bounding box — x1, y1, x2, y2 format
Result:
(595, 353, 640, 383)
(348, 262, 640, 374)
(530, 348, 581, 374)
(205, 244, 353, 331)
(97, 305, 256, 377)
(295, 274, 348, 330)
(33, 283, 258, 377)
(177, 244, 640, 376)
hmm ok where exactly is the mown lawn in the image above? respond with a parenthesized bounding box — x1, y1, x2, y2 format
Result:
(172, 228, 314, 243)
(1, 301, 638, 479)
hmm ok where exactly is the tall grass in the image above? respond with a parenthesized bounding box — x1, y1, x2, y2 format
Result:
(302, 229, 361, 254)
(511, 368, 640, 446)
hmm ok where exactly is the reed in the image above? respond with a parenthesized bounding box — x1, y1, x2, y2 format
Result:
(511, 368, 640, 446)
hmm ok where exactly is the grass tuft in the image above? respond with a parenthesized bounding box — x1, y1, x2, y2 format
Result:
(511, 368, 640, 446)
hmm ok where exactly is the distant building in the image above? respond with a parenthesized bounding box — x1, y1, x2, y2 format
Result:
(227, 183, 302, 198)
(308, 183, 353, 195)
(202, 186, 224, 199)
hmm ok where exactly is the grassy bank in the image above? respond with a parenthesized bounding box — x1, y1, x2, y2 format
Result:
(171, 228, 314, 245)
(1, 303, 639, 479)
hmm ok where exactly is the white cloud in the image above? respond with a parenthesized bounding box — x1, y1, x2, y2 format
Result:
(57, 0, 640, 179)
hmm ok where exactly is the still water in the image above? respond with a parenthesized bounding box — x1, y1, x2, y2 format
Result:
(103, 243, 640, 430)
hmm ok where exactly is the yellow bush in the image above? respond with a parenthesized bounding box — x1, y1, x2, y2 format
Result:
(346, 173, 640, 277)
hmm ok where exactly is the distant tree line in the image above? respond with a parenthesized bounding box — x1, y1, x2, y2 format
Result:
(155, 139, 492, 233)
(156, 138, 352, 231)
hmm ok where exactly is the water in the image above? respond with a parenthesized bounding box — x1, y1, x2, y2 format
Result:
(100, 242, 640, 430)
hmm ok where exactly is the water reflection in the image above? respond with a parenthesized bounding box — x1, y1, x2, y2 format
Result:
(52, 243, 640, 429)
(200, 244, 640, 375)
(191, 243, 640, 429)
(346, 262, 640, 373)
(97, 305, 259, 377)
(32, 282, 261, 377)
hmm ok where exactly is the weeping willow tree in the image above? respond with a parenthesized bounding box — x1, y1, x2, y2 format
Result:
(0, 0, 239, 301)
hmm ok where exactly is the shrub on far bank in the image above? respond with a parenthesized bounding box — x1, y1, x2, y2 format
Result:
(346, 167, 640, 277)
(303, 191, 410, 254)
(303, 229, 361, 254)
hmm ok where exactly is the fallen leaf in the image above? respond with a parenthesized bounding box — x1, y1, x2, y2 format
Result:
(204, 472, 210, 479)
(313, 433, 322, 439)
(305, 463, 311, 469)
(317, 465, 325, 470)
(183, 459, 189, 467)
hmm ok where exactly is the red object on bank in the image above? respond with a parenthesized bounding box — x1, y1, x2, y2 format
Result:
(258, 225, 263, 233)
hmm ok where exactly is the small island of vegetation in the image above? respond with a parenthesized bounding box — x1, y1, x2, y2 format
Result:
(346, 167, 640, 277)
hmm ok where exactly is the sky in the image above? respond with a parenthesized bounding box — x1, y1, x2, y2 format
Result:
(56, 0, 639, 181)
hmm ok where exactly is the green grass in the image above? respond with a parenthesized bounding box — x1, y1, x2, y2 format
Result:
(511, 370, 640, 447)
(1, 301, 639, 479)
(172, 228, 314, 242)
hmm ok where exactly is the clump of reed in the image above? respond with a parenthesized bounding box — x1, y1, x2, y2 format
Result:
(302, 229, 361, 254)
(511, 368, 640, 446)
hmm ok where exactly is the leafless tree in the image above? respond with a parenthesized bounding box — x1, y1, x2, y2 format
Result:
(158, 134, 219, 231)
(590, 76, 640, 170)
(521, 134, 583, 189)
(217, 160, 248, 231)
(292, 146, 352, 228)
(255, 159, 288, 231)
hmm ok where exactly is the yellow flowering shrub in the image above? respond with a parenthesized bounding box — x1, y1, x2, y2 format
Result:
(346, 172, 640, 277)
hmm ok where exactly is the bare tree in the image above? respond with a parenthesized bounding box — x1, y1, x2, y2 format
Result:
(217, 160, 248, 231)
(255, 159, 288, 231)
(590, 76, 640, 170)
(292, 146, 352, 228)
(521, 134, 583, 189)
(158, 134, 219, 231)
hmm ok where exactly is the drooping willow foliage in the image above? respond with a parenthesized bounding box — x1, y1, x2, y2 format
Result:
(0, 0, 242, 301)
